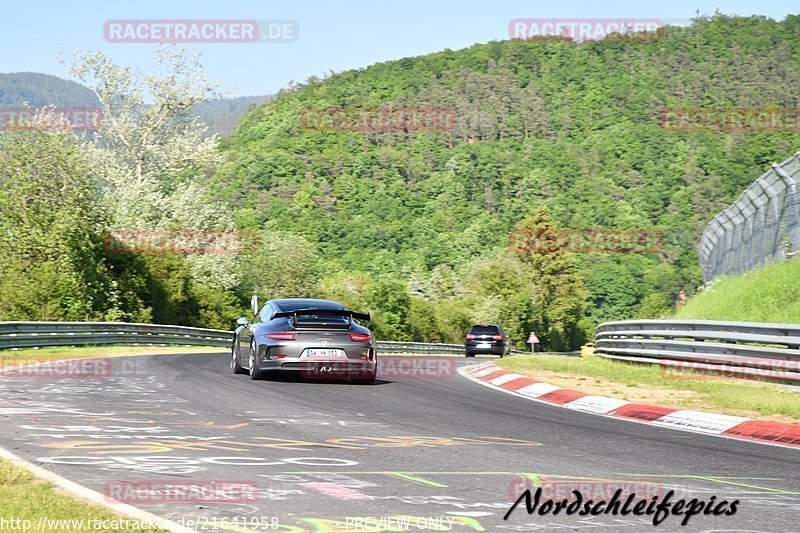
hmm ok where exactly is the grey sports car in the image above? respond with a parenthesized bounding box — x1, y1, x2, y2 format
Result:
(230, 298, 377, 383)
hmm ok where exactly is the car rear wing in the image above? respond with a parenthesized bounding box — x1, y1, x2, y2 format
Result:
(272, 308, 371, 328)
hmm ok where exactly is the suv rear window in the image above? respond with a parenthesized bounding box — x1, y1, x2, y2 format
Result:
(470, 325, 500, 335)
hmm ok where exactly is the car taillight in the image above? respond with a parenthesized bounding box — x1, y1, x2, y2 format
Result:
(265, 332, 296, 341)
(466, 334, 476, 340)
(350, 333, 372, 342)
(492, 334, 503, 340)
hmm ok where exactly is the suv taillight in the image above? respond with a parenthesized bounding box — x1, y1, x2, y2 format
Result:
(466, 333, 476, 340)
(265, 332, 296, 340)
(492, 334, 503, 340)
(350, 333, 372, 342)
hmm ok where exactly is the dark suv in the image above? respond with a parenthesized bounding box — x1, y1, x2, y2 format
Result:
(465, 324, 511, 357)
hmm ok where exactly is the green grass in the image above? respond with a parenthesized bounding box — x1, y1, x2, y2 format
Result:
(0, 459, 167, 532)
(497, 355, 800, 422)
(676, 258, 800, 323)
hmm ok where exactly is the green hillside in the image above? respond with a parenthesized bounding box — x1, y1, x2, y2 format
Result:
(676, 259, 800, 323)
(3, 14, 800, 350)
(207, 14, 800, 346)
(0, 72, 98, 108)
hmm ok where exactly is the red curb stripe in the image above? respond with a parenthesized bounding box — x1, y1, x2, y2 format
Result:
(479, 369, 509, 382)
(467, 364, 798, 449)
(722, 420, 800, 446)
(538, 389, 587, 405)
(502, 377, 536, 391)
(611, 403, 679, 422)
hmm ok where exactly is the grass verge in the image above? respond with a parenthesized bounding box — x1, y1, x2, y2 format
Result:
(0, 459, 167, 532)
(496, 354, 800, 424)
(676, 258, 800, 322)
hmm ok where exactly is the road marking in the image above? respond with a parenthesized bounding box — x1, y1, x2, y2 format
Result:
(387, 472, 449, 487)
(522, 473, 543, 487)
(684, 475, 800, 495)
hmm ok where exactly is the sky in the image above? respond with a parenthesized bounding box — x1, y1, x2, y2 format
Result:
(1, 0, 797, 97)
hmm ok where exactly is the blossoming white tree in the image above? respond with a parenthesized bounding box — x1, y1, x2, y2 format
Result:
(62, 44, 241, 289)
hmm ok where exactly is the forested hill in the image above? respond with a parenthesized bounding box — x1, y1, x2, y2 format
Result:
(0, 72, 266, 137)
(209, 14, 800, 346)
(0, 72, 98, 107)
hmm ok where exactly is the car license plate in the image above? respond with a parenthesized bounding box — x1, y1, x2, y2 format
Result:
(303, 348, 346, 358)
(477, 343, 491, 349)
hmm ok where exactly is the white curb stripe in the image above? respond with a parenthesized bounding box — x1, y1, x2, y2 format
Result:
(516, 382, 562, 398)
(652, 410, 751, 435)
(471, 367, 501, 378)
(564, 395, 631, 414)
(467, 363, 494, 374)
(489, 373, 525, 386)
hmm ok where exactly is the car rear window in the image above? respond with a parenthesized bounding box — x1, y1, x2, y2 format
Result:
(470, 325, 500, 335)
(278, 302, 350, 324)
(296, 314, 350, 324)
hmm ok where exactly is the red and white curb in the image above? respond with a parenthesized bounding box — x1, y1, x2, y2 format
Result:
(460, 362, 800, 449)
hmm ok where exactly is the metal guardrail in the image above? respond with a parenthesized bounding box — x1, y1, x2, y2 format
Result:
(0, 322, 519, 356)
(594, 319, 800, 383)
(376, 341, 464, 354)
(0, 322, 232, 349)
(376, 341, 526, 356)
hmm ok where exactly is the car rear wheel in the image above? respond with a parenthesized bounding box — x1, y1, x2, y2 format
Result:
(231, 344, 247, 374)
(249, 341, 265, 381)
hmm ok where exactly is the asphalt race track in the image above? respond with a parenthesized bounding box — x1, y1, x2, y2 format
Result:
(0, 352, 798, 532)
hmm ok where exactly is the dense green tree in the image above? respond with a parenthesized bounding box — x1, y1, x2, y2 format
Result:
(0, 126, 114, 320)
(366, 279, 412, 341)
(509, 208, 589, 349)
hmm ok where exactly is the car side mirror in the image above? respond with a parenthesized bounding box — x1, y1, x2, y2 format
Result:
(236, 317, 248, 326)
